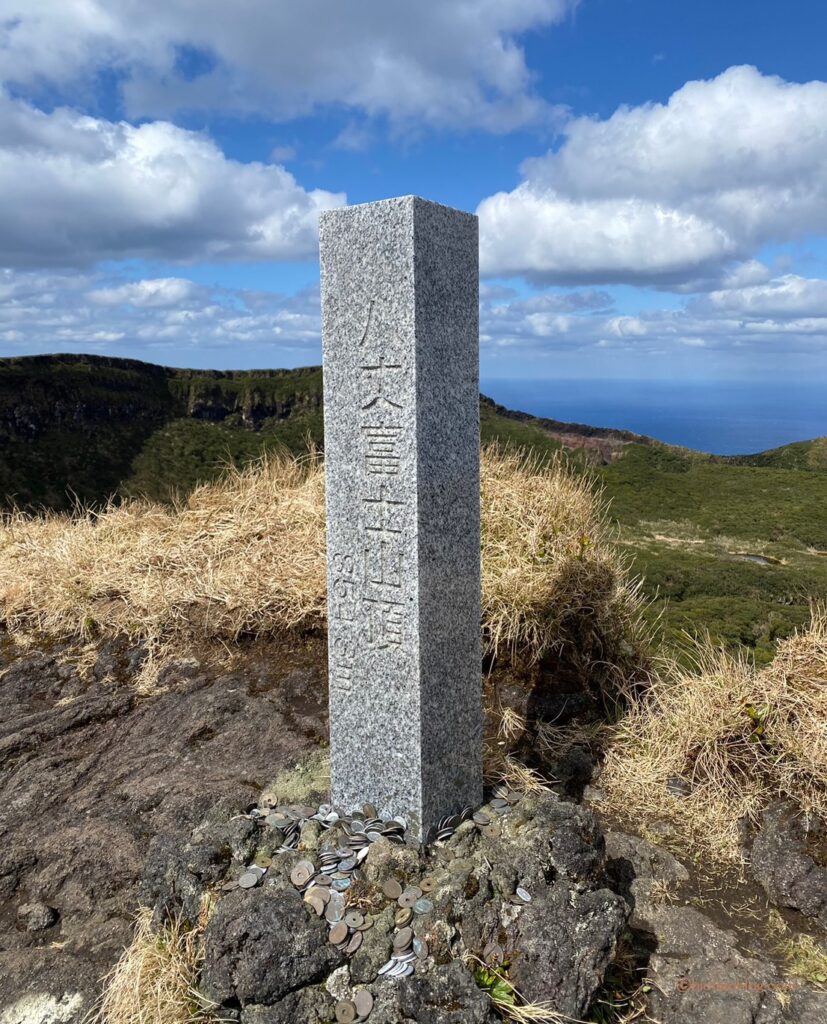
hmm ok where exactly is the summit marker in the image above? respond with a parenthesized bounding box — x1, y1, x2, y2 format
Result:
(320, 196, 482, 839)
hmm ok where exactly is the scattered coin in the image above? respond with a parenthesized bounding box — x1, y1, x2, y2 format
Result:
(335, 999, 357, 1024)
(363, 802, 378, 818)
(419, 876, 436, 893)
(413, 937, 429, 959)
(238, 871, 259, 889)
(332, 878, 351, 891)
(413, 897, 433, 915)
(344, 910, 364, 929)
(397, 891, 417, 909)
(515, 886, 531, 903)
(345, 930, 363, 955)
(254, 854, 273, 869)
(394, 907, 413, 928)
(290, 861, 314, 888)
(325, 902, 344, 924)
(383, 878, 403, 900)
(394, 926, 414, 950)
(480, 824, 500, 839)
(329, 922, 348, 946)
(472, 811, 490, 826)
(305, 895, 325, 917)
(354, 990, 374, 1018)
(306, 885, 331, 905)
(490, 798, 509, 811)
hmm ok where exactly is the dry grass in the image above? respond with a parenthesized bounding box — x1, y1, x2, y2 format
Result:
(480, 447, 650, 683)
(0, 445, 648, 690)
(600, 608, 827, 861)
(95, 909, 218, 1024)
(778, 934, 827, 987)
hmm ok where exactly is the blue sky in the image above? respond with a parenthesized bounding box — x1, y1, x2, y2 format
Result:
(1, 0, 826, 382)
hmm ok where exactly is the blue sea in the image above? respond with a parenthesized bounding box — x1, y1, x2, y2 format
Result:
(481, 379, 827, 456)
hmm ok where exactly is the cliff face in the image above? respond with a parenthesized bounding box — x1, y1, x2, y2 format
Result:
(0, 354, 324, 509)
(0, 354, 323, 441)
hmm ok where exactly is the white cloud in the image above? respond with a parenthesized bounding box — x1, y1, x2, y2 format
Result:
(478, 275, 827, 356)
(0, 91, 344, 267)
(2, 268, 826, 369)
(699, 275, 827, 319)
(0, 0, 577, 132)
(0, 269, 323, 356)
(87, 277, 200, 308)
(479, 66, 827, 286)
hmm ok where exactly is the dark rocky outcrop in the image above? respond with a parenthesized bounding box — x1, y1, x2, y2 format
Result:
(0, 633, 328, 1021)
(173, 790, 628, 1022)
(751, 801, 827, 930)
(203, 889, 346, 1007)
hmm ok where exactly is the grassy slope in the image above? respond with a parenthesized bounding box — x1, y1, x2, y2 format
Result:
(2, 354, 825, 661)
(598, 444, 827, 663)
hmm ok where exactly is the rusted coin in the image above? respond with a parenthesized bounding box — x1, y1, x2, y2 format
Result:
(344, 910, 364, 929)
(329, 921, 348, 946)
(383, 878, 403, 900)
(393, 925, 414, 950)
(335, 999, 357, 1024)
(345, 930, 363, 955)
(419, 876, 436, 893)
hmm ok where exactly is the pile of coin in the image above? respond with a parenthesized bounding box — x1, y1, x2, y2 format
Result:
(284, 857, 373, 955)
(373, 877, 435, 979)
(334, 989, 374, 1023)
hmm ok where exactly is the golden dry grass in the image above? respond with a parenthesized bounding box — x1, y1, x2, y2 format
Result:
(95, 909, 218, 1024)
(0, 445, 647, 690)
(600, 608, 827, 861)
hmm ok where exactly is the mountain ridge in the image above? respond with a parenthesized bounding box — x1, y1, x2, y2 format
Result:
(3, 352, 823, 510)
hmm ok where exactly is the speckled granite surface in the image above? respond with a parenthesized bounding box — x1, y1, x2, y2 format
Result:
(320, 196, 481, 838)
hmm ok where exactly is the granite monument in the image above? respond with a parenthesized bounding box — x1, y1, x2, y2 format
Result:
(320, 195, 482, 839)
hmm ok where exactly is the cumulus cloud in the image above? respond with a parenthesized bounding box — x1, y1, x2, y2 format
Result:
(478, 66, 827, 286)
(479, 275, 827, 355)
(87, 278, 200, 308)
(4, 267, 824, 369)
(0, 0, 576, 132)
(0, 91, 344, 268)
(0, 270, 322, 355)
(698, 275, 827, 319)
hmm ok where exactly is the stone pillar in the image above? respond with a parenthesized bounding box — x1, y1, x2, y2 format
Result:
(320, 195, 482, 839)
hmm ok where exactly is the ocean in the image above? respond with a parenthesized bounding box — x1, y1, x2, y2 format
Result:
(480, 378, 827, 456)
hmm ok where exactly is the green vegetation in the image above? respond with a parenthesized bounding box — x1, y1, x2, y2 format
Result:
(597, 443, 827, 663)
(2, 353, 825, 662)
